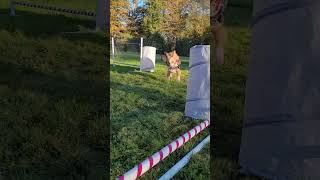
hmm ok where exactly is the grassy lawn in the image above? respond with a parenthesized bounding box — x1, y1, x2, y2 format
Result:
(0, 1, 107, 179)
(110, 53, 209, 179)
(176, 142, 210, 179)
(211, 1, 262, 180)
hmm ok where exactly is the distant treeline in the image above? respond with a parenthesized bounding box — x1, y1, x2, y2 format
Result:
(111, 0, 211, 56)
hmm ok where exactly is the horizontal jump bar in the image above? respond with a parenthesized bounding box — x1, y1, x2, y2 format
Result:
(12, 1, 96, 17)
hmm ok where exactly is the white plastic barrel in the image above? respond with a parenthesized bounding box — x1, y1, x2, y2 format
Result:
(185, 45, 210, 120)
(140, 46, 156, 72)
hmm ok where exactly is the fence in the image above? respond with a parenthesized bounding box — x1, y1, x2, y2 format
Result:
(111, 37, 201, 68)
(111, 37, 143, 67)
(8, 0, 108, 31)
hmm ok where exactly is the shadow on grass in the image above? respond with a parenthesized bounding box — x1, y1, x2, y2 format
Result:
(0, 61, 106, 111)
(224, 3, 253, 28)
(0, 9, 106, 46)
(110, 60, 191, 85)
(0, 61, 107, 179)
(110, 65, 187, 128)
(111, 64, 163, 83)
(211, 2, 262, 180)
(111, 59, 189, 73)
(211, 66, 261, 180)
(110, 63, 139, 73)
(0, 7, 108, 179)
(110, 72, 200, 179)
(112, 81, 185, 109)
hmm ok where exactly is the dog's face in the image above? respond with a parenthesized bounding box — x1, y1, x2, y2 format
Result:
(163, 51, 180, 69)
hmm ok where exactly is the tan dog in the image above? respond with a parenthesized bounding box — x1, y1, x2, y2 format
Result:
(162, 50, 181, 82)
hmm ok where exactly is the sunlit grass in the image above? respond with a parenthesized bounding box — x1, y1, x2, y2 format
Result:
(110, 52, 209, 179)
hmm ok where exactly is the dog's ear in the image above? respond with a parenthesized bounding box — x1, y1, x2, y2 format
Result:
(173, 50, 179, 56)
(164, 52, 170, 58)
(162, 55, 167, 62)
(163, 52, 168, 63)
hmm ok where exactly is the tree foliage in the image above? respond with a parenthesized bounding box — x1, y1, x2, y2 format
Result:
(111, 0, 210, 54)
(110, 0, 130, 39)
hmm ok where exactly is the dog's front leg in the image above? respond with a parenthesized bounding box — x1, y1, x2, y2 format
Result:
(176, 70, 181, 82)
(167, 71, 172, 81)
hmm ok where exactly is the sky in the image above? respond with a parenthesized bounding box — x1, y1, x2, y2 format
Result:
(129, 0, 145, 8)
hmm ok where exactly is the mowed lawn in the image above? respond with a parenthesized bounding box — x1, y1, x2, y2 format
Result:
(110, 52, 210, 179)
(0, 1, 107, 179)
(212, 0, 262, 180)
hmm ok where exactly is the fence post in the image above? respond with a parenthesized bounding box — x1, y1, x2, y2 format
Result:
(9, 0, 15, 16)
(140, 37, 143, 61)
(96, 0, 109, 32)
(111, 37, 115, 66)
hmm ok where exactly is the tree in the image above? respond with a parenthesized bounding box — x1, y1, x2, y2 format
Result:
(161, 0, 190, 40)
(142, 0, 165, 35)
(183, 1, 210, 41)
(110, 0, 210, 54)
(110, 0, 130, 39)
(128, 5, 146, 36)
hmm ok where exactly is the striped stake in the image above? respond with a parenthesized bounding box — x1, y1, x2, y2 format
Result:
(117, 120, 210, 180)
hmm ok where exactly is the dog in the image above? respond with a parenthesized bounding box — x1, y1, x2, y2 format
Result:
(162, 50, 181, 82)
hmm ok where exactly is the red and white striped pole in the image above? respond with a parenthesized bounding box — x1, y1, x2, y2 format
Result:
(117, 120, 210, 180)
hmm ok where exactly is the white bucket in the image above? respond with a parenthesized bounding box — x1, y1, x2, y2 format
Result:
(185, 45, 210, 120)
(140, 46, 156, 72)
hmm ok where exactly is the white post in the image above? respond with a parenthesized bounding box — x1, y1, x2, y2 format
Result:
(96, 0, 109, 31)
(140, 37, 143, 61)
(9, 0, 15, 16)
(159, 135, 210, 180)
(111, 37, 115, 66)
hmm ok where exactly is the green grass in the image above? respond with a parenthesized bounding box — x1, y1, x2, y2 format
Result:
(110, 53, 209, 179)
(211, 2, 262, 180)
(175, 142, 210, 179)
(113, 51, 190, 67)
(0, 0, 107, 179)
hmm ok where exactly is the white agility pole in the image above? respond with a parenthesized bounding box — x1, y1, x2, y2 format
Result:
(158, 135, 210, 180)
(117, 120, 210, 180)
(140, 37, 143, 61)
(111, 37, 115, 66)
(138, 37, 143, 71)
